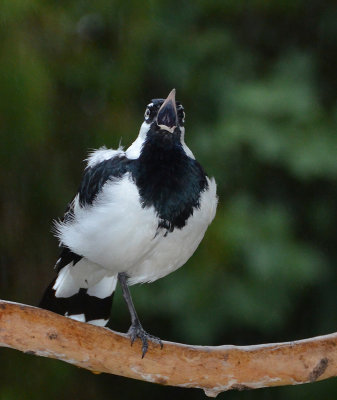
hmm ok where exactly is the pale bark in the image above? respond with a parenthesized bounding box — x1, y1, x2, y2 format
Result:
(0, 300, 336, 397)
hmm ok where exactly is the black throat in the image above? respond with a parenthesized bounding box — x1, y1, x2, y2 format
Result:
(130, 129, 208, 232)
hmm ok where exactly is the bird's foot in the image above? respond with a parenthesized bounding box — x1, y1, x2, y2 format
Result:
(127, 321, 163, 358)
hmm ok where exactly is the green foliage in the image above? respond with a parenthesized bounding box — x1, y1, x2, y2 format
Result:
(0, 0, 336, 398)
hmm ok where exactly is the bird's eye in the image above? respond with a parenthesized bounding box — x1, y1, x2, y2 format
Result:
(177, 105, 185, 125)
(144, 108, 151, 120)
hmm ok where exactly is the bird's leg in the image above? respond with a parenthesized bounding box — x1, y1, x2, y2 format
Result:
(118, 273, 163, 357)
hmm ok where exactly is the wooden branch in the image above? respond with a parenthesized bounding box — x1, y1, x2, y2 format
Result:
(0, 300, 336, 397)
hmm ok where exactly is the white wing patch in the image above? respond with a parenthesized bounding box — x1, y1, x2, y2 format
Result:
(86, 146, 124, 168)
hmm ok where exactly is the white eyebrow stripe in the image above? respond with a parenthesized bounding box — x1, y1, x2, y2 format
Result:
(147, 103, 154, 107)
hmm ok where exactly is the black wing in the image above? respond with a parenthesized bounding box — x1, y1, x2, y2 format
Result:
(78, 155, 131, 206)
(54, 197, 82, 271)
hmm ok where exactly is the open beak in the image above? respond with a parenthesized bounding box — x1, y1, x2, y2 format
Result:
(157, 89, 178, 133)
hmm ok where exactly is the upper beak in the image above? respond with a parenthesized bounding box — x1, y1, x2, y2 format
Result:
(157, 89, 178, 133)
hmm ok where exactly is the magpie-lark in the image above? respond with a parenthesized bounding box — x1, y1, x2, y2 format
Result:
(39, 89, 218, 356)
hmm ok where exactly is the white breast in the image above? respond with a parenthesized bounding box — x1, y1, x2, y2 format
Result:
(126, 177, 217, 284)
(56, 174, 217, 285)
(56, 174, 158, 271)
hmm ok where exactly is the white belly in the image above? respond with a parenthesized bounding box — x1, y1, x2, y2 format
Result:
(56, 174, 217, 285)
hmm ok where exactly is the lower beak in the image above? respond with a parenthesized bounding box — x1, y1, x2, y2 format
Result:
(157, 89, 178, 133)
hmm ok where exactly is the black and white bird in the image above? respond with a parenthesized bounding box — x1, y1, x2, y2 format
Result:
(40, 89, 217, 356)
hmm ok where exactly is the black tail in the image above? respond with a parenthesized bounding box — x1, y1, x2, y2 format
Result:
(39, 279, 114, 326)
(39, 250, 117, 326)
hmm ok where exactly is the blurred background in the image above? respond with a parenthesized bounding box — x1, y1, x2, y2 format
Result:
(1, 0, 336, 398)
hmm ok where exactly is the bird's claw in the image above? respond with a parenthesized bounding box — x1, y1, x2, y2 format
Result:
(127, 322, 163, 358)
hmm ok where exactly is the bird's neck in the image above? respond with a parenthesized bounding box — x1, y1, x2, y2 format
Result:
(131, 131, 208, 231)
(139, 131, 185, 166)
(136, 131, 192, 187)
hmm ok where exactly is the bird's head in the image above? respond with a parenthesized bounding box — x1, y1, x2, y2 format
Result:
(143, 89, 185, 136)
(126, 89, 193, 159)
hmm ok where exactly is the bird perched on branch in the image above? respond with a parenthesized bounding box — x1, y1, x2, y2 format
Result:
(40, 89, 217, 357)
